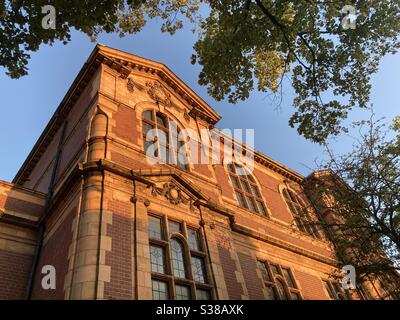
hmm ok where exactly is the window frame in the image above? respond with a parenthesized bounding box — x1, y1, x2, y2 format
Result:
(142, 109, 188, 171)
(322, 279, 352, 300)
(148, 214, 214, 300)
(257, 260, 302, 300)
(281, 187, 321, 239)
(227, 163, 268, 216)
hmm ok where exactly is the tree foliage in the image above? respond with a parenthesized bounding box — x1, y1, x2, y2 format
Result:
(1, 1, 400, 142)
(304, 115, 400, 298)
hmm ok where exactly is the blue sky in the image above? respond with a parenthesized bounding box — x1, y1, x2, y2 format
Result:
(0, 19, 399, 182)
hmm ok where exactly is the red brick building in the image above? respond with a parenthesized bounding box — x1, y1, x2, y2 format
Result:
(0, 45, 389, 300)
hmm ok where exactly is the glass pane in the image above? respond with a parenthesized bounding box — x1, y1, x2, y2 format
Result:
(142, 122, 154, 138)
(265, 286, 277, 300)
(158, 128, 169, 145)
(333, 282, 347, 299)
(148, 216, 163, 240)
(295, 217, 306, 233)
(152, 279, 168, 300)
(188, 229, 201, 251)
(171, 239, 187, 279)
(150, 245, 166, 274)
(241, 179, 250, 193)
(305, 223, 316, 237)
(142, 110, 153, 121)
(192, 256, 206, 284)
(236, 191, 247, 208)
(230, 176, 240, 189)
(227, 164, 235, 173)
(283, 188, 291, 202)
(291, 292, 301, 300)
(196, 289, 211, 300)
(257, 201, 267, 216)
(159, 145, 169, 164)
(312, 225, 321, 238)
(246, 196, 257, 212)
(282, 268, 296, 288)
(177, 151, 188, 170)
(270, 264, 280, 275)
(176, 285, 191, 300)
(156, 114, 168, 127)
(168, 220, 181, 234)
(276, 279, 289, 300)
(257, 261, 271, 282)
(323, 281, 336, 299)
(144, 140, 154, 155)
(251, 184, 261, 197)
(288, 189, 297, 203)
(288, 202, 299, 216)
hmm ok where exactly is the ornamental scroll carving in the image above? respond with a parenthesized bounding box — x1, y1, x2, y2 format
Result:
(151, 182, 196, 210)
(146, 81, 173, 107)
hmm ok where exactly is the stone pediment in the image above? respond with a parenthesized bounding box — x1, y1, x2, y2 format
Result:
(151, 181, 196, 209)
(96, 45, 221, 126)
(137, 170, 210, 213)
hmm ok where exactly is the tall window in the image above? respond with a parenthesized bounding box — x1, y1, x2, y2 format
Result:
(282, 187, 321, 238)
(227, 163, 267, 216)
(148, 215, 213, 300)
(142, 110, 187, 170)
(323, 279, 351, 300)
(257, 260, 302, 300)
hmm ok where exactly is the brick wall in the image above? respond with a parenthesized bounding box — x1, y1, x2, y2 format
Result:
(254, 168, 293, 224)
(111, 152, 153, 171)
(237, 252, 265, 299)
(294, 270, 328, 300)
(0, 249, 32, 299)
(113, 104, 138, 145)
(213, 165, 235, 200)
(217, 244, 243, 300)
(0, 194, 44, 217)
(31, 207, 75, 300)
(104, 199, 133, 300)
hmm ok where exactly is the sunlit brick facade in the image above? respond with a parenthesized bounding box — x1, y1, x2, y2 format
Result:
(0, 45, 388, 300)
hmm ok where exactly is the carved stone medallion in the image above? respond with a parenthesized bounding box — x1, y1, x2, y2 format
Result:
(151, 182, 195, 209)
(146, 81, 172, 107)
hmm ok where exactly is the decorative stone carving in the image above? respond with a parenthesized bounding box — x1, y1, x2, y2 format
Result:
(151, 182, 195, 209)
(146, 81, 172, 107)
(127, 78, 135, 92)
(183, 111, 191, 121)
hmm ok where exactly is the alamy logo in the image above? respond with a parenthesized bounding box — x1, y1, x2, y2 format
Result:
(341, 5, 357, 30)
(41, 5, 56, 30)
(341, 265, 356, 290)
(41, 265, 56, 290)
(144, 124, 255, 175)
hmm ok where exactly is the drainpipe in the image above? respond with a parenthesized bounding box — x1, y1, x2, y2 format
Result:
(198, 204, 219, 299)
(25, 118, 68, 300)
(132, 180, 138, 300)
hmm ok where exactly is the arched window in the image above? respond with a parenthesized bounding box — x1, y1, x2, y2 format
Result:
(148, 215, 213, 300)
(171, 238, 187, 279)
(257, 260, 302, 300)
(142, 110, 187, 170)
(227, 163, 267, 216)
(276, 279, 289, 300)
(323, 280, 351, 300)
(282, 187, 320, 239)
